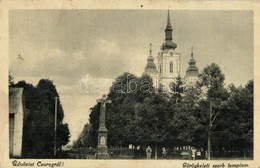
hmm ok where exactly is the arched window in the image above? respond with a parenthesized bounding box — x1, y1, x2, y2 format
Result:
(170, 61, 173, 73)
(160, 65, 162, 74)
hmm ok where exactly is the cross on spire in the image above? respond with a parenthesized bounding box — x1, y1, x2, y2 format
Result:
(149, 43, 152, 56)
(191, 46, 194, 58)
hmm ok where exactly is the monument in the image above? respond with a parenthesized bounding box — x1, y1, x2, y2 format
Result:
(96, 94, 111, 159)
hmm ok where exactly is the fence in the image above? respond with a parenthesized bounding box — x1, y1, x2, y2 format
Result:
(109, 148, 134, 159)
(64, 147, 193, 159)
(65, 147, 134, 159)
(65, 147, 248, 160)
(65, 148, 96, 159)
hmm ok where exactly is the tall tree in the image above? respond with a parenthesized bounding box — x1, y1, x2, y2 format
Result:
(13, 79, 70, 158)
(88, 73, 155, 148)
(220, 80, 253, 158)
(133, 92, 171, 158)
(73, 123, 93, 148)
(170, 63, 229, 158)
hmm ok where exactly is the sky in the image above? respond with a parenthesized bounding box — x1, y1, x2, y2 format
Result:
(9, 10, 253, 143)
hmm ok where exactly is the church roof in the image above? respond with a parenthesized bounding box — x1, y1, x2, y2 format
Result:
(144, 66, 158, 75)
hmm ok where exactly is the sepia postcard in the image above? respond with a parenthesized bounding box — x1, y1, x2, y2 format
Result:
(0, 0, 260, 168)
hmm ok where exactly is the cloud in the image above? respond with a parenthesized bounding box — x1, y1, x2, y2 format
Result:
(95, 39, 120, 55)
(10, 37, 133, 99)
(21, 39, 128, 80)
(30, 48, 85, 77)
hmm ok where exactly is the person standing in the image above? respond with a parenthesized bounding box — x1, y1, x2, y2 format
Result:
(146, 146, 152, 159)
(162, 147, 167, 159)
(205, 150, 208, 160)
(191, 147, 196, 160)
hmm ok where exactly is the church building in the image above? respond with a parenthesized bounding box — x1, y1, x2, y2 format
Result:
(143, 11, 199, 92)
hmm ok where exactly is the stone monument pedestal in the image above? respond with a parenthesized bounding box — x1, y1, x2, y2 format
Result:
(97, 127, 110, 159)
(97, 146, 110, 159)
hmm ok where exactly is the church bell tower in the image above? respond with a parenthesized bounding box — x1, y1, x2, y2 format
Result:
(158, 10, 181, 92)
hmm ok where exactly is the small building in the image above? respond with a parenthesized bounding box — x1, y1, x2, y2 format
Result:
(9, 88, 24, 158)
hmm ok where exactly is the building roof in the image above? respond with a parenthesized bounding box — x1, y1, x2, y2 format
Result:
(144, 66, 158, 75)
(9, 88, 24, 114)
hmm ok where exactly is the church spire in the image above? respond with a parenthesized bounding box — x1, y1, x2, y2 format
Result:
(149, 43, 152, 56)
(165, 10, 173, 41)
(185, 47, 199, 84)
(161, 10, 177, 50)
(191, 46, 194, 58)
(186, 47, 198, 76)
(188, 47, 196, 66)
(147, 43, 154, 62)
(166, 10, 172, 29)
(144, 43, 158, 75)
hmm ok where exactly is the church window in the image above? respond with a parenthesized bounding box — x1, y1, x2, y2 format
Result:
(170, 61, 173, 73)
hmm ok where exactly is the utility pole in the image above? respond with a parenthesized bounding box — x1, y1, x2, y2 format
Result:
(54, 96, 58, 157)
(207, 99, 212, 160)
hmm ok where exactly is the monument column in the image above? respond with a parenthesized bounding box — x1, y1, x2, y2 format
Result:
(96, 94, 111, 159)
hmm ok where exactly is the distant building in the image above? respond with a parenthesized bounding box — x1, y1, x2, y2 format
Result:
(9, 88, 24, 158)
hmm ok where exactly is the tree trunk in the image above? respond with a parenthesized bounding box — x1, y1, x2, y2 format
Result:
(155, 144, 158, 159)
(208, 100, 212, 160)
(243, 146, 246, 159)
(139, 145, 142, 159)
(208, 125, 211, 160)
(120, 145, 122, 159)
